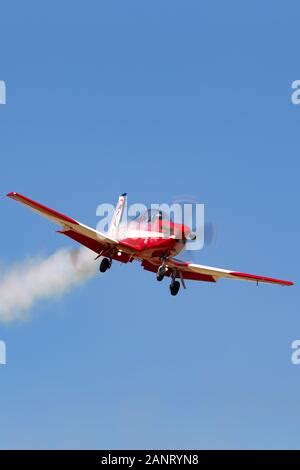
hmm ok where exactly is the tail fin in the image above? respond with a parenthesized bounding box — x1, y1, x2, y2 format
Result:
(108, 193, 127, 238)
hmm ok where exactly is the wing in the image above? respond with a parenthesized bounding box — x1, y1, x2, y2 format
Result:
(7, 192, 135, 258)
(142, 257, 294, 286)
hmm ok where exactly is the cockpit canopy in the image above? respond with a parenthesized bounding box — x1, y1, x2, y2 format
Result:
(130, 209, 168, 224)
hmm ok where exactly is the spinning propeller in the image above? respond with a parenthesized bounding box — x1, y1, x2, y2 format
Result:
(171, 194, 218, 260)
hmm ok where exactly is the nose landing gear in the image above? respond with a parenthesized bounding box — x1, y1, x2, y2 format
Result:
(156, 255, 169, 281)
(99, 257, 112, 273)
(169, 279, 180, 296)
(156, 259, 183, 296)
(156, 265, 167, 281)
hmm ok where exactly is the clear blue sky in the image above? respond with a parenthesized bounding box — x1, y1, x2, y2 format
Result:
(0, 0, 299, 449)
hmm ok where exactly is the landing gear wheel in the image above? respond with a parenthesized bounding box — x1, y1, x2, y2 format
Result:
(170, 280, 180, 296)
(156, 265, 166, 281)
(99, 257, 112, 273)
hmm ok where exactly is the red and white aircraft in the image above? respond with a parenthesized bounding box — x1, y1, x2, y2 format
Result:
(7, 192, 294, 295)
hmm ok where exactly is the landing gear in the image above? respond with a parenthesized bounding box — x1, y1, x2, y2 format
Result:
(156, 265, 166, 281)
(156, 256, 183, 295)
(156, 255, 169, 281)
(99, 257, 112, 273)
(169, 279, 180, 296)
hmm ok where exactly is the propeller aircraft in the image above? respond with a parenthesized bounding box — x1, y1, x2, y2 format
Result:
(7, 192, 294, 295)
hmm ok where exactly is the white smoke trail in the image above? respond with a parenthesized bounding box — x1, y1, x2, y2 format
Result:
(0, 247, 97, 323)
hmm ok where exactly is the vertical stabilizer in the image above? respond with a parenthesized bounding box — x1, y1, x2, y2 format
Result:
(108, 193, 127, 238)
